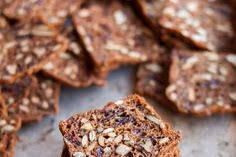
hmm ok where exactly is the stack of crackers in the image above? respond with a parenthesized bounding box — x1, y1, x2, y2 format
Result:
(0, 0, 235, 156)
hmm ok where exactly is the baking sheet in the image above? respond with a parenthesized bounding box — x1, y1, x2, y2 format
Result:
(15, 66, 236, 157)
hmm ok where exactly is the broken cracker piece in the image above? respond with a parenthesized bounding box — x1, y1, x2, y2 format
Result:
(59, 95, 180, 157)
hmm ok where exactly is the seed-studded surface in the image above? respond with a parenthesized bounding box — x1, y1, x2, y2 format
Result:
(37, 0, 81, 27)
(8, 75, 60, 123)
(1, 77, 33, 111)
(59, 95, 180, 157)
(43, 51, 105, 88)
(159, 0, 234, 51)
(0, 22, 67, 83)
(136, 51, 176, 110)
(0, 98, 21, 157)
(3, 0, 80, 26)
(61, 146, 180, 157)
(73, 0, 161, 74)
(42, 18, 105, 87)
(166, 50, 236, 116)
(3, 0, 42, 21)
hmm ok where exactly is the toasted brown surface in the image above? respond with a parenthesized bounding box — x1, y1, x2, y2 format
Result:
(3, 0, 80, 26)
(159, 0, 234, 51)
(59, 95, 180, 157)
(7, 75, 60, 123)
(166, 50, 236, 116)
(42, 18, 105, 87)
(0, 21, 67, 83)
(73, 0, 162, 74)
(43, 51, 105, 88)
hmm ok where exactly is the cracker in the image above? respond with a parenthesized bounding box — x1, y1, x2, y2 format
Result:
(59, 95, 180, 157)
(42, 18, 105, 87)
(159, 0, 234, 51)
(166, 50, 236, 116)
(73, 0, 162, 74)
(0, 21, 67, 83)
(8, 75, 60, 123)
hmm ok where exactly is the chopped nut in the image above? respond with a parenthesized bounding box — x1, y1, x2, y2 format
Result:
(103, 128, 114, 134)
(141, 138, 153, 152)
(219, 67, 228, 76)
(226, 54, 236, 67)
(114, 135, 123, 144)
(78, 9, 90, 18)
(204, 52, 219, 61)
(73, 152, 86, 157)
(182, 55, 198, 69)
(81, 135, 88, 147)
(104, 147, 112, 156)
(6, 64, 17, 75)
(193, 104, 205, 111)
(80, 118, 88, 123)
(113, 10, 127, 25)
(166, 84, 176, 93)
(87, 142, 96, 151)
(188, 88, 196, 101)
(108, 132, 116, 137)
(0, 119, 7, 126)
(123, 134, 130, 141)
(33, 47, 46, 57)
(2, 124, 15, 132)
(114, 100, 124, 105)
(31, 96, 40, 104)
(19, 105, 30, 113)
(45, 88, 53, 98)
(145, 63, 162, 73)
(42, 101, 49, 109)
(207, 63, 218, 74)
(116, 144, 131, 156)
(97, 127, 104, 133)
(159, 137, 169, 145)
(146, 115, 165, 129)
(229, 92, 236, 101)
(89, 131, 96, 142)
(81, 122, 93, 130)
(98, 136, 105, 147)
(31, 25, 54, 37)
(205, 98, 213, 105)
(43, 62, 54, 70)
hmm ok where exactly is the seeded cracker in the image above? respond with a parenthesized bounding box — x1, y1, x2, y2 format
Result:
(73, 0, 161, 74)
(0, 21, 67, 83)
(7, 75, 60, 123)
(159, 0, 234, 51)
(0, 97, 21, 157)
(43, 18, 105, 87)
(3, 0, 81, 26)
(59, 95, 180, 157)
(166, 50, 236, 116)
